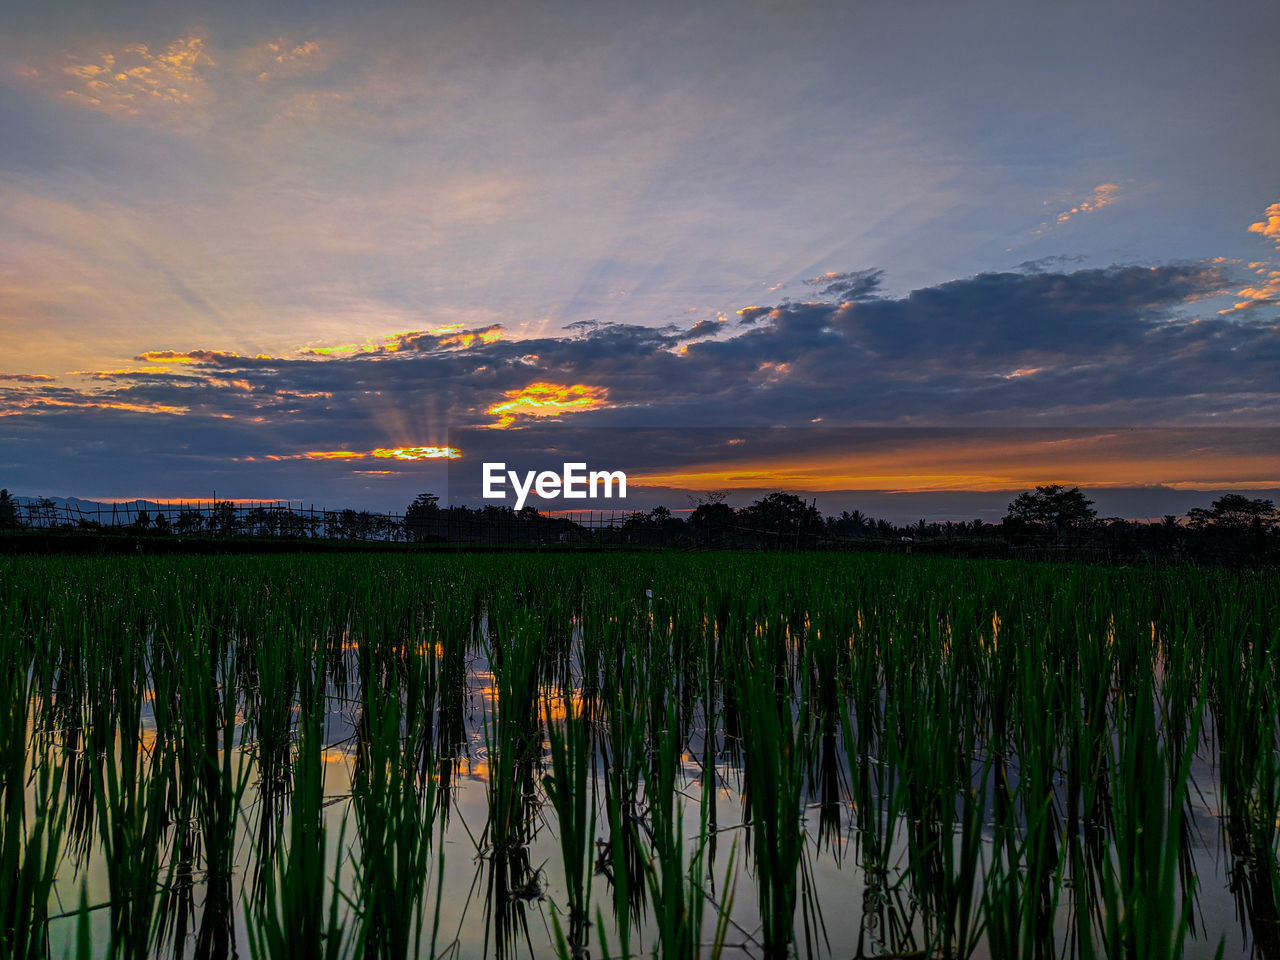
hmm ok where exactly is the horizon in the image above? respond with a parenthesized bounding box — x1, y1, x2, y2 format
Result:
(9, 481, 1278, 527)
(3, 1, 1278, 505)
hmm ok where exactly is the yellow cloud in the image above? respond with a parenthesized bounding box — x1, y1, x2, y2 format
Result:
(266, 446, 461, 462)
(437, 325, 504, 349)
(54, 36, 214, 118)
(1036, 183, 1121, 234)
(1220, 200, 1280, 314)
(135, 350, 268, 365)
(485, 382, 609, 429)
(242, 37, 330, 82)
(1248, 201, 1280, 245)
(370, 446, 460, 461)
(70, 366, 176, 378)
(0, 395, 187, 417)
(304, 324, 506, 356)
(137, 350, 203, 364)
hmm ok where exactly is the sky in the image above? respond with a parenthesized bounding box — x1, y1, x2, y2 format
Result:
(2, 0, 1279, 515)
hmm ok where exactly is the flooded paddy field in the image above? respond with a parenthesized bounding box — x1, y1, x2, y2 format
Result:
(0, 552, 1277, 959)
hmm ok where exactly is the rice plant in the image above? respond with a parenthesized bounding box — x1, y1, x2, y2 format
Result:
(0, 551, 1273, 959)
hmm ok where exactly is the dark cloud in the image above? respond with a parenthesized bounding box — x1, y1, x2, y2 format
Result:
(1016, 254, 1088, 273)
(4, 261, 1276, 506)
(826, 264, 1232, 364)
(684, 318, 727, 339)
(804, 267, 884, 301)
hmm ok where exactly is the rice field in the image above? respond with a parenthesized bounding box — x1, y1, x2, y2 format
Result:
(0, 552, 1277, 959)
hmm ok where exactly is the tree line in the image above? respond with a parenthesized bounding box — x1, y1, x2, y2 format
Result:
(1, 485, 1276, 561)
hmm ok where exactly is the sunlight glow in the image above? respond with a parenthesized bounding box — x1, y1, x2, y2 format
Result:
(265, 445, 462, 462)
(485, 382, 609, 429)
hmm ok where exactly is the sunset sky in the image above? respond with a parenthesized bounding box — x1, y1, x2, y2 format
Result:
(2, 0, 1278, 514)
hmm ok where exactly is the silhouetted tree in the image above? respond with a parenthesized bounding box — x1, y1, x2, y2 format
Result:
(175, 509, 205, 535)
(34, 498, 58, 527)
(690, 501, 734, 528)
(243, 506, 271, 536)
(0, 489, 16, 529)
(275, 508, 305, 538)
(738, 491, 820, 548)
(331, 509, 381, 540)
(1186, 494, 1278, 530)
(739, 492, 819, 530)
(689, 499, 735, 545)
(1004, 484, 1097, 530)
(210, 500, 238, 536)
(404, 492, 441, 541)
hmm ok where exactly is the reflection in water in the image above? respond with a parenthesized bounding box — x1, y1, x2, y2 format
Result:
(3, 555, 1273, 960)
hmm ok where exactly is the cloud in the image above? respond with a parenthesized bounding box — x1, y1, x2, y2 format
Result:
(1036, 183, 1121, 234)
(241, 38, 330, 82)
(485, 382, 611, 429)
(29, 32, 333, 124)
(803, 268, 883, 301)
(265, 446, 459, 462)
(0, 388, 188, 417)
(1225, 269, 1280, 313)
(1248, 201, 1280, 246)
(53, 36, 215, 119)
(136, 350, 279, 368)
(736, 306, 772, 326)
(1221, 200, 1280, 315)
(4, 260, 1275, 503)
(1016, 254, 1087, 273)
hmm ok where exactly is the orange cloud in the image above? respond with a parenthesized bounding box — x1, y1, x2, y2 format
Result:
(0, 395, 187, 417)
(135, 350, 271, 365)
(305, 325, 507, 356)
(137, 351, 203, 364)
(1248, 201, 1280, 245)
(1036, 183, 1121, 234)
(1223, 270, 1280, 311)
(70, 366, 180, 379)
(247, 38, 329, 82)
(303, 343, 363, 357)
(54, 36, 214, 118)
(485, 382, 609, 428)
(1220, 200, 1280, 314)
(370, 446, 461, 461)
(437, 325, 505, 349)
(267, 446, 461, 462)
